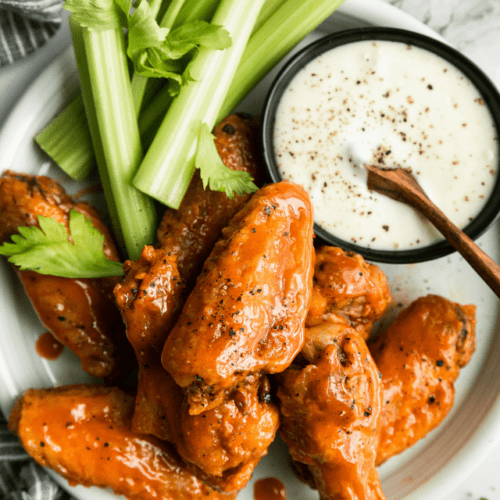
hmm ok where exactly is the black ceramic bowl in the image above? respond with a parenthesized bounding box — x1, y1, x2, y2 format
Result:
(261, 27, 500, 264)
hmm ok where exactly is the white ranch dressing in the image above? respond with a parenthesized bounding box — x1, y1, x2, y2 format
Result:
(273, 40, 499, 250)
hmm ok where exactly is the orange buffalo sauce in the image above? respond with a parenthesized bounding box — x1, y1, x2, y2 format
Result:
(254, 477, 286, 500)
(35, 332, 64, 360)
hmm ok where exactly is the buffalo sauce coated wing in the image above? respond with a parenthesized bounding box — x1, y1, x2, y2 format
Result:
(113, 114, 263, 439)
(114, 247, 183, 441)
(8, 385, 233, 500)
(369, 294, 476, 465)
(162, 181, 315, 414)
(276, 247, 390, 500)
(277, 323, 386, 500)
(114, 245, 183, 439)
(128, 366, 279, 494)
(169, 373, 279, 493)
(0, 171, 131, 380)
(307, 246, 391, 338)
(114, 246, 182, 373)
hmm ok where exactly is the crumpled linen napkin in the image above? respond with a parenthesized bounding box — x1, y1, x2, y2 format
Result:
(0, 0, 64, 66)
(0, 414, 74, 500)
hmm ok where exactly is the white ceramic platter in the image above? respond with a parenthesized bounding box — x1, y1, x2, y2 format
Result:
(0, 0, 499, 499)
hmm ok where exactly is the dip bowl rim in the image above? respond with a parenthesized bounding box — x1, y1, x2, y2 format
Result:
(260, 26, 500, 264)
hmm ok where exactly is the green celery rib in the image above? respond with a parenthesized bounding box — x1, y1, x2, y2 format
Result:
(159, 0, 187, 26)
(149, 0, 166, 19)
(132, 0, 267, 209)
(68, 22, 117, 223)
(35, 0, 220, 182)
(131, 75, 153, 116)
(252, 0, 286, 34)
(35, 95, 93, 181)
(172, 0, 218, 27)
(138, 88, 173, 148)
(34, 70, 94, 183)
(71, 21, 157, 260)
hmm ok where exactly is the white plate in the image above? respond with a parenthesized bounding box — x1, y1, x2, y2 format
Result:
(0, 0, 499, 499)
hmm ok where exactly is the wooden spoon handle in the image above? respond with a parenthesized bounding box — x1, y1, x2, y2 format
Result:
(405, 185, 500, 298)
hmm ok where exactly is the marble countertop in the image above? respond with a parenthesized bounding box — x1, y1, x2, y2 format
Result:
(0, 1, 499, 499)
(385, 0, 500, 91)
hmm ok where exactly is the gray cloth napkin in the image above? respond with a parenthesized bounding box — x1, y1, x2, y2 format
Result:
(0, 0, 64, 66)
(0, 414, 74, 500)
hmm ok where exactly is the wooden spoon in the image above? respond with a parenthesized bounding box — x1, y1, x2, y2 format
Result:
(365, 163, 500, 298)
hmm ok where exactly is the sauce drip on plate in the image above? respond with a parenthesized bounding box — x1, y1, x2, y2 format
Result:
(36, 331, 64, 360)
(253, 477, 286, 500)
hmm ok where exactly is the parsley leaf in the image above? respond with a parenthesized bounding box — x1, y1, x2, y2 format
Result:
(0, 210, 124, 278)
(195, 122, 258, 200)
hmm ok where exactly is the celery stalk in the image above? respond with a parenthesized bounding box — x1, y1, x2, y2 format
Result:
(131, 75, 154, 116)
(35, 94, 93, 182)
(173, 0, 218, 27)
(69, 19, 157, 260)
(151, 0, 165, 15)
(159, 0, 187, 26)
(132, 0, 266, 209)
(35, 0, 219, 181)
(138, 89, 173, 147)
(252, 0, 286, 34)
(67, 23, 115, 217)
(35, 93, 92, 181)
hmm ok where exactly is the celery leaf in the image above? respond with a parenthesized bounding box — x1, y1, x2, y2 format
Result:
(0, 210, 124, 278)
(196, 123, 258, 200)
(127, 0, 231, 94)
(64, 0, 127, 31)
(166, 20, 232, 59)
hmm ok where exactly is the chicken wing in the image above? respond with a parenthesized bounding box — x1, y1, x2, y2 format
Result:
(114, 247, 183, 440)
(277, 323, 386, 500)
(162, 180, 315, 414)
(369, 294, 476, 465)
(171, 373, 279, 493)
(113, 114, 263, 438)
(9, 384, 234, 500)
(276, 247, 390, 500)
(125, 365, 278, 494)
(307, 246, 391, 339)
(0, 171, 132, 380)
